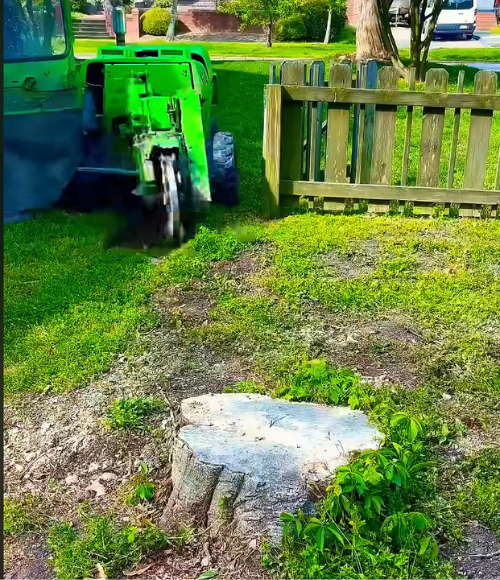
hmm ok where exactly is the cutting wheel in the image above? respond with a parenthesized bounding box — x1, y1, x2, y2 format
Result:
(160, 153, 185, 245)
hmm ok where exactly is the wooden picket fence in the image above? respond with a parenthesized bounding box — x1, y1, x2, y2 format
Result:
(262, 60, 500, 218)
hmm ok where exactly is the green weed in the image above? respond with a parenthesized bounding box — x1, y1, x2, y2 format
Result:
(105, 397, 164, 431)
(123, 464, 156, 506)
(3, 495, 48, 535)
(48, 508, 168, 579)
(224, 380, 268, 395)
(453, 447, 500, 534)
(275, 359, 357, 405)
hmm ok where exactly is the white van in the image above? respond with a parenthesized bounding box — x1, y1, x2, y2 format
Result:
(424, 0, 477, 40)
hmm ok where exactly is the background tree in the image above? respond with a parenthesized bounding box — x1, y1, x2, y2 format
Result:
(359, 0, 449, 80)
(323, 0, 346, 43)
(219, 0, 282, 47)
(357, 0, 405, 75)
(408, 0, 450, 79)
(166, 0, 178, 40)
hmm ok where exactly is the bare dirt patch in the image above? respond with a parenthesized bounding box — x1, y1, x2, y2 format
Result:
(4, 535, 53, 580)
(316, 240, 380, 280)
(295, 307, 424, 390)
(444, 522, 500, 579)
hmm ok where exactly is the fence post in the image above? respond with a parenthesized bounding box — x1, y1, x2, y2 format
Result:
(263, 84, 283, 219)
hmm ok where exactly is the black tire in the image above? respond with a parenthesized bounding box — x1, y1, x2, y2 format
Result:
(211, 131, 240, 207)
(465, 34, 473, 40)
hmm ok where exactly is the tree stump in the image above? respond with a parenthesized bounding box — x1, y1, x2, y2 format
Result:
(161, 394, 382, 542)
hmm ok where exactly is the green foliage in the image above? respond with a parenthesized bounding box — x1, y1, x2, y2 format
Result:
(48, 510, 168, 579)
(152, 0, 172, 7)
(70, 0, 87, 13)
(105, 397, 164, 430)
(124, 464, 156, 506)
(298, 0, 346, 42)
(156, 226, 249, 286)
(275, 15, 307, 41)
(275, 358, 357, 405)
(141, 8, 171, 36)
(224, 380, 268, 394)
(269, 361, 455, 579)
(218, 0, 283, 32)
(4, 495, 48, 535)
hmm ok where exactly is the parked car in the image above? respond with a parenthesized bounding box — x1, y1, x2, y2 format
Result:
(424, 0, 477, 40)
(390, 0, 411, 26)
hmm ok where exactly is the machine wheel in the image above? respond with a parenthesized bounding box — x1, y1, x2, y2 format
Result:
(211, 132, 240, 207)
(465, 33, 473, 40)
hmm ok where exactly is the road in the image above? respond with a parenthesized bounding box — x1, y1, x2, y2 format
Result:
(391, 25, 486, 49)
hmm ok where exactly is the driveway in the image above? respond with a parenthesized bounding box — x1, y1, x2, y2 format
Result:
(391, 25, 487, 48)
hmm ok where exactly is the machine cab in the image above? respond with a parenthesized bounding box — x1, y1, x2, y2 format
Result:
(3, 0, 76, 93)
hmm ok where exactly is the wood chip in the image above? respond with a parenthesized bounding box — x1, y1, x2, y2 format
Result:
(124, 563, 154, 576)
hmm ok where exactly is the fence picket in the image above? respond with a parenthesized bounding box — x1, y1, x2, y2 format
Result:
(306, 61, 325, 182)
(352, 65, 364, 183)
(418, 69, 449, 188)
(371, 67, 400, 185)
(359, 60, 379, 184)
(280, 61, 306, 182)
(325, 63, 352, 184)
(447, 69, 466, 189)
(402, 68, 417, 187)
(463, 71, 497, 190)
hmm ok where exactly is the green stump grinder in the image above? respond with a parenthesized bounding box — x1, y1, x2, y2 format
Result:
(4, 0, 239, 246)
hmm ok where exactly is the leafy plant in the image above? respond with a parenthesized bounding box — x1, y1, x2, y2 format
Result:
(272, 361, 450, 579)
(275, 358, 358, 405)
(105, 397, 164, 430)
(298, 0, 346, 42)
(124, 464, 156, 506)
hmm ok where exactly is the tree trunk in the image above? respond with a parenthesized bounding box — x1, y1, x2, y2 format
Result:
(409, 0, 445, 80)
(324, 8, 332, 44)
(265, 18, 273, 47)
(356, 0, 392, 61)
(166, 0, 178, 42)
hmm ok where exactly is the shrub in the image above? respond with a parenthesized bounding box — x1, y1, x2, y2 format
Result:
(141, 8, 171, 36)
(275, 15, 307, 41)
(298, 0, 346, 43)
(152, 0, 172, 7)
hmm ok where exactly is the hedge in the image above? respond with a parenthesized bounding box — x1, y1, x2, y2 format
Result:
(141, 7, 171, 36)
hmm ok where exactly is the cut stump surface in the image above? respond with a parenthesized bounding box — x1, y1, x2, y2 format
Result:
(161, 394, 382, 542)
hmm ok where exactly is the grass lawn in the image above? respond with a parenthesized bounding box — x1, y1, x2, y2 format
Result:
(4, 60, 500, 578)
(73, 37, 500, 64)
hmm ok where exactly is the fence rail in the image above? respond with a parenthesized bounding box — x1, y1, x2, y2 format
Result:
(262, 60, 500, 218)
